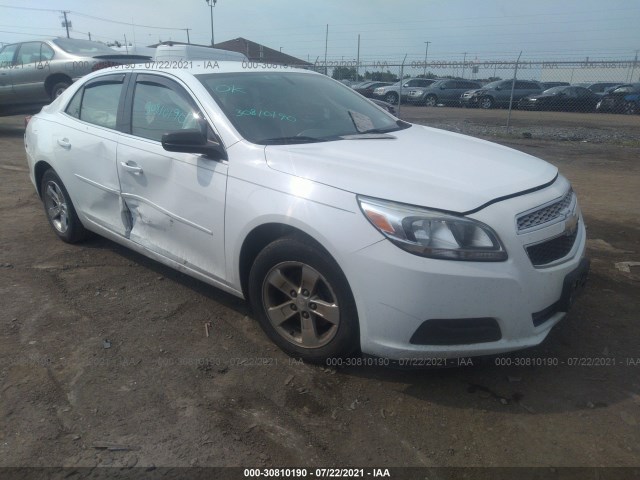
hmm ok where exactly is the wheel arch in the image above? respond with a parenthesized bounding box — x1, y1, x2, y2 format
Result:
(238, 222, 335, 300)
(34, 160, 54, 198)
(44, 73, 72, 97)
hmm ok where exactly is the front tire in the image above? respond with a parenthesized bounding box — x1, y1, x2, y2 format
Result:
(479, 96, 494, 109)
(384, 92, 399, 104)
(424, 94, 437, 107)
(624, 101, 637, 115)
(248, 236, 359, 363)
(41, 169, 89, 243)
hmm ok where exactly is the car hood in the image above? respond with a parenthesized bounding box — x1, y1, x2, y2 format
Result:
(264, 125, 558, 213)
(525, 93, 557, 100)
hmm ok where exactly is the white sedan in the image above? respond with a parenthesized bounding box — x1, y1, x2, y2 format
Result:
(24, 63, 589, 363)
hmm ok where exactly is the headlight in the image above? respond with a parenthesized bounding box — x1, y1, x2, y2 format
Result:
(358, 196, 507, 261)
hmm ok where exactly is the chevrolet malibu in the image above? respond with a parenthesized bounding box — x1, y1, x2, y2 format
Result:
(24, 63, 589, 363)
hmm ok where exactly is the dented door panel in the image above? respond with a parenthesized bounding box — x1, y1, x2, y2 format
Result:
(52, 121, 126, 236)
(116, 138, 228, 280)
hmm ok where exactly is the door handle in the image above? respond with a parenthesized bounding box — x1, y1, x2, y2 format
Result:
(120, 161, 143, 175)
(57, 138, 71, 149)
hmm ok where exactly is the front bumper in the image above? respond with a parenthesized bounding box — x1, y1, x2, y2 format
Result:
(460, 95, 480, 107)
(345, 178, 588, 360)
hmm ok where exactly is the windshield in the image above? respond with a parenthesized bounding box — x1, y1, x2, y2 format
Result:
(52, 38, 117, 56)
(481, 80, 505, 90)
(197, 72, 409, 145)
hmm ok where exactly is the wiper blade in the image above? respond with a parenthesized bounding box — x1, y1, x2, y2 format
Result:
(260, 136, 329, 145)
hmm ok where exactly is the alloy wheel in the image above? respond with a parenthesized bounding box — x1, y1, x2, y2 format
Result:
(262, 261, 340, 349)
(44, 180, 69, 233)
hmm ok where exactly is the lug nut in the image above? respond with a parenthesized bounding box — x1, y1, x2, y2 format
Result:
(302, 311, 309, 318)
(302, 289, 309, 297)
(309, 303, 317, 310)
(290, 304, 297, 311)
(290, 290, 297, 298)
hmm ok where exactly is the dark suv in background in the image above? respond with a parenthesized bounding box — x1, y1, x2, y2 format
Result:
(460, 79, 542, 109)
(0, 38, 148, 115)
(407, 79, 481, 106)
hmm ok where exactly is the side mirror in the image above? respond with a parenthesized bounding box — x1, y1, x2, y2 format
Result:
(495, 86, 502, 91)
(403, 83, 409, 87)
(440, 85, 446, 90)
(161, 129, 227, 160)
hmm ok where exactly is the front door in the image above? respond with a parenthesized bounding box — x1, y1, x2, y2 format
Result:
(116, 73, 228, 279)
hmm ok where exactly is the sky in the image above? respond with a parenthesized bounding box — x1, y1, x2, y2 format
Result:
(0, 0, 638, 65)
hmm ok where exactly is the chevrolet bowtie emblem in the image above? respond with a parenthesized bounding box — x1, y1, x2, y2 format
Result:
(564, 213, 579, 236)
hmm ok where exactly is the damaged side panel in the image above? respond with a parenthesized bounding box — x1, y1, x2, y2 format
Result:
(116, 140, 228, 280)
(52, 124, 127, 236)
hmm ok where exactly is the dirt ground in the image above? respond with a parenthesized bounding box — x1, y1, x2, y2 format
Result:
(1, 108, 639, 469)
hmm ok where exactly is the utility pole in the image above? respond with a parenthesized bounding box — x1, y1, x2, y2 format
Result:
(205, 0, 217, 46)
(423, 41, 431, 77)
(61, 11, 71, 38)
(461, 52, 467, 79)
(324, 24, 328, 75)
(630, 49, 639, 82)
(184, 28, 191, 44)
(356, 34, 360, 81)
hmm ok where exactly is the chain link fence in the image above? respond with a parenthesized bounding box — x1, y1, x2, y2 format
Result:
(314, 60, 639, 115)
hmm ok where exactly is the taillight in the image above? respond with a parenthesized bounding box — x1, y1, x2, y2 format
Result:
(24, 115, 32, 128)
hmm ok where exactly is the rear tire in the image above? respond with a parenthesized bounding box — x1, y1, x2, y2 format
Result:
(41, 169, 90, 243)
(248, 236, 360, 363)
(50, 81, 71, 101)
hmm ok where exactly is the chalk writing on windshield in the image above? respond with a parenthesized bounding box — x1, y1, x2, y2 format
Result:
(215, 84, 246, 94)
(236, 109, 296, 122)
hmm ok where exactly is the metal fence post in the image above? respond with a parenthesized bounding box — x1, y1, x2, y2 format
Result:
(398, 54, 407, 116)
(506, 51, 522, 131)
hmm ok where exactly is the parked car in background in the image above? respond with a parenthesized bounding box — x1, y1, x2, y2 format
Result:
(540, 82, 570, 89)
(518, 86, 600, 112)
(407, 79, 481, 106)
(370, 98, 396, 115)
(596, 83, 640, 113)
(372, 78, 435, 104)
(0, 38, 149, 115)
(25, 63, 588, 363)
(354, 81, 393, 98)
(575, 82, 624, 97)
(460, 79, 542, 109)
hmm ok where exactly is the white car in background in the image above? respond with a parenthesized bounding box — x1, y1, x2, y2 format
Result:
(24, 63, 589, 363)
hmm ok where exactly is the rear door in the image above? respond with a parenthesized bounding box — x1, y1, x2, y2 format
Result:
(116, 73, 228, 279)
(12, 42, 51, 103)
(0, 44, 18, 105)
(53, 73, 128, 235)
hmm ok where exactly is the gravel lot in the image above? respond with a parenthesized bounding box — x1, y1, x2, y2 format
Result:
(1, 109, 639, 469)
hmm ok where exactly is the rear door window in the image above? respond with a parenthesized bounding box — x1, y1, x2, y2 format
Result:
(78, 76, 124, 129)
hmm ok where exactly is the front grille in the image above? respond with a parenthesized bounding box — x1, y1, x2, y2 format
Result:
(517, 190, 573, 232)
(526, 227, 578, 266)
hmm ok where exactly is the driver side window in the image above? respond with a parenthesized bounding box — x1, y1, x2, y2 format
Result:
(131, 79, 202, 142)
